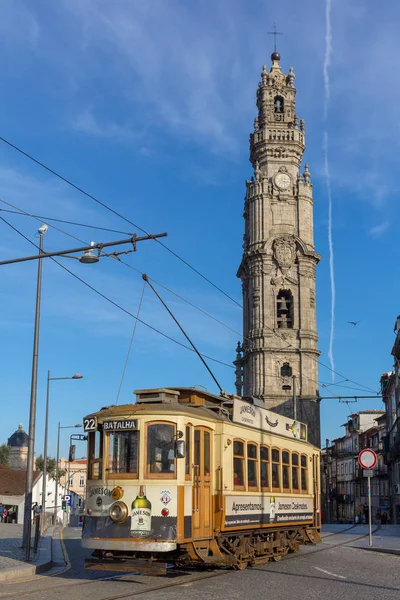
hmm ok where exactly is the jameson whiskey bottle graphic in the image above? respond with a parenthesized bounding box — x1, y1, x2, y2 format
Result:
(131, 485, 152, 537)
(269, 497, 276, 522)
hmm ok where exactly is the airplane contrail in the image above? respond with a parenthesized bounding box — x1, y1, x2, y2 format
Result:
(323, 0, 335, 379)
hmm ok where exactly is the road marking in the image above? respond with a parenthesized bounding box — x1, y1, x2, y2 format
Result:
(314, 566, 346, 579)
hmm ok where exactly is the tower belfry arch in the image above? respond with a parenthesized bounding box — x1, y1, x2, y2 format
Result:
(235, 51, 321, 446)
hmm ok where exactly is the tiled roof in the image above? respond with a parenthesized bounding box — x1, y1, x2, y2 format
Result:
(0, 469, 40, 496)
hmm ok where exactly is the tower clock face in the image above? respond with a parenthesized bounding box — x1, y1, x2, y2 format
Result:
(275, 173, 291, 191)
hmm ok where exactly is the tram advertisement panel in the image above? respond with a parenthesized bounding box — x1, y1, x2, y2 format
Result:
(233, 399, 308, 442)
(84, 483, 179, 540)
(224, 496, 313, 528)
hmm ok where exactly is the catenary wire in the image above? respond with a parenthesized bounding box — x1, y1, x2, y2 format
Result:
(0, 215, 235, 370)
(0, 135, 377, 392)
(0, 135, 241, 307)
(0, 200, 379, 397)
(0, 201, 135, 236)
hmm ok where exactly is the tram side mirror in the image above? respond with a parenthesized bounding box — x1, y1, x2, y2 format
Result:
(174, 440, 185, 459)
(69, 444, 76, 462)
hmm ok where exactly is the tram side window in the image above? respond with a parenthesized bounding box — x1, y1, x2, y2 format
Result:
(282, 451, 290, 490)
(147, 423, 176, 477)
(272, 448, 280, 490)
(247, 443, 258, 490)
(292, 453, 299, 491)
(260, 446, 269, 490)
(185, 425, 192, 480)
(108, 431, 138, 475)
(301, 454, 308, 492)
(233, 440, 245, 489)
(88, 430, 103, 480)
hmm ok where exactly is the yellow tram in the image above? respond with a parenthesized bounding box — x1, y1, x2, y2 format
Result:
(82, 387, 321, 573)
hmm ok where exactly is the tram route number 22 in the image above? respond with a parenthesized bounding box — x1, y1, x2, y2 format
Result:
(83, 417, 97, 432)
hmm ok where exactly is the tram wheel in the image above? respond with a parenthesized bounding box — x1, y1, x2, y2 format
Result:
(235, 560, 248, 570)
(271, 554, 282, 562)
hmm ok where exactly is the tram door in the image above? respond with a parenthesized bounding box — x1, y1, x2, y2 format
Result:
(193, 427, 213, 538)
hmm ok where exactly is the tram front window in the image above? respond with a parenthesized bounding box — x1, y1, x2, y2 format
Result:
(108, 431, 139, 475)
(147, 423, 176, 476)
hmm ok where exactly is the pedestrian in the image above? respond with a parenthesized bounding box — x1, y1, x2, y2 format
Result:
(381, 512, 387, 525)
(0, 503, 4, 523)
(3, 507, 8, 523)
(33, 504, 40, 523)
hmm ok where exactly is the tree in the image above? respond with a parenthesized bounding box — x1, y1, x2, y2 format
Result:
(0, 444, 10, 467)
(35, 454, 66, 480)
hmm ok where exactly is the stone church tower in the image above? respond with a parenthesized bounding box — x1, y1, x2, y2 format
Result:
(235, 51, 321, 446)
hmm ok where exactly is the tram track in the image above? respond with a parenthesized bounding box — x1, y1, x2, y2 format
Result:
(0, 526, 377, 600)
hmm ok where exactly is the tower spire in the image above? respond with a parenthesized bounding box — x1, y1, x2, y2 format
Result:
(236, 54, 321, 447)
(267, 22, 283, 54)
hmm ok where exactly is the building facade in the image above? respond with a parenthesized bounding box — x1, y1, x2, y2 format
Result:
(381, 335, 400, 523)
(321, 410, 387, 524)
(235, 51, 321, 447)
(59, 458, 87, 500)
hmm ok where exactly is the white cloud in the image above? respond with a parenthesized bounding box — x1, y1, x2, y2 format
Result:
(368, 221, 389, 238)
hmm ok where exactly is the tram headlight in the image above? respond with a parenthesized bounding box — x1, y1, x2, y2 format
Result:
(109, 501, 129, 523)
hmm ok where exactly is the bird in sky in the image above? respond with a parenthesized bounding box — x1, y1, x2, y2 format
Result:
(348, 321, 361, 326)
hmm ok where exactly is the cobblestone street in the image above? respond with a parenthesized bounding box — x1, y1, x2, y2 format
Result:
(0, 524, 35, 571)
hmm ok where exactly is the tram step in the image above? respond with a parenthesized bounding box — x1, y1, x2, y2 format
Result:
(201, 556, 228, 565)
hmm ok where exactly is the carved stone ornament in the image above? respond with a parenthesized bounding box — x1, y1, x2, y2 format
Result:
(273, 237, 296, 273)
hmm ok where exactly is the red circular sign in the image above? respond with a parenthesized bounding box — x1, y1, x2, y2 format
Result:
(358, 448, 377, 469)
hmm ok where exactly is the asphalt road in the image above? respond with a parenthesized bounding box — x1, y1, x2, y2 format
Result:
(0, 527, 399, 600)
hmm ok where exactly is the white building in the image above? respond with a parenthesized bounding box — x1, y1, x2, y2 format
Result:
(0, 467, 76, 525)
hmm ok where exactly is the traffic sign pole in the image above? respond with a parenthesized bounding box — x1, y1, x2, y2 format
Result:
(358, 448, 377, 547)
(368, 476, 372, 547)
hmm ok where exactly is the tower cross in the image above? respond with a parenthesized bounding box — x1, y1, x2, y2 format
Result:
(268, 23, 283, 52)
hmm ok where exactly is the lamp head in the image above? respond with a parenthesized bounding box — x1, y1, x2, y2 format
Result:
(37, 224, 48, 235)
(72, 373, 83, 379)
(79, 249, 99, 264)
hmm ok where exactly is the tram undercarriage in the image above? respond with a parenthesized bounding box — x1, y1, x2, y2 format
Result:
(84, 526, 321, 574)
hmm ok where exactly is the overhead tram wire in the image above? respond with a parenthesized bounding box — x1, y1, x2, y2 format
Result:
(0, 200, 135, 237)
(1, 199, 379, 398)
(0, 135, 241, 308)
(0, 135, 377, 391)
(0, 215, 234, 370)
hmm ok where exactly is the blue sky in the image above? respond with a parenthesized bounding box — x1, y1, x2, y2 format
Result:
(0, 0, 397, 459)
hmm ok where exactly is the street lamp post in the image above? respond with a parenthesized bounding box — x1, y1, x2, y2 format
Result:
(67, 433, 87, 526)
(54, 423, 81, 525)
(23, 225, 47, 559)
(14, 227, 167, 560)
(41, 373, 83, 528)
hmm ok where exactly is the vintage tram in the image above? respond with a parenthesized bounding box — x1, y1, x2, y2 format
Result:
(82, 387, 321, 573)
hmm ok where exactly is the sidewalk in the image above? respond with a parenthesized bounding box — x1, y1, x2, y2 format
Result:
(0, 523, 54, 582)
(322, 523, 400, 555)
(348, 524, 400, 555)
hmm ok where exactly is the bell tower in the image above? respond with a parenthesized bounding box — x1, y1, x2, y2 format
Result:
(235, 51, 321, 446)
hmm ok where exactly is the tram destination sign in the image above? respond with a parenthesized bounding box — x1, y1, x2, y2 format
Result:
(233, 399, 308, 442)
(102, 419, 138, 431)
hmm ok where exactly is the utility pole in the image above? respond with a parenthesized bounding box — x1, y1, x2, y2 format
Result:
(23, 226, 46, 559)
(292, 375, 297, 421)
(18, 229, 166, 556)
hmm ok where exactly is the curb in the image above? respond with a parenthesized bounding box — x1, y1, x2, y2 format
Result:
(356, 546, 400, 556)
(0, 527, 54, 582)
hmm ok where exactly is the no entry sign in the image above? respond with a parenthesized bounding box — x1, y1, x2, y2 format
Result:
(358, 448, 377, 469)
